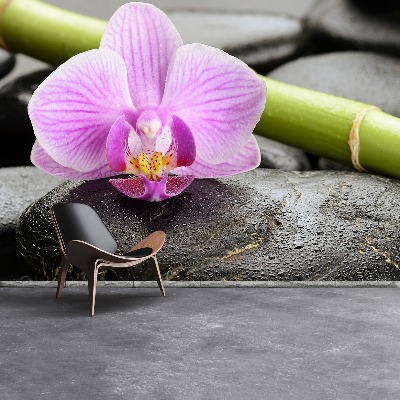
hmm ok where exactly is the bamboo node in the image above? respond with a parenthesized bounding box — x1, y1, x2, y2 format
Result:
(0, 0, 13, 50)
(347, 105, 380, 172)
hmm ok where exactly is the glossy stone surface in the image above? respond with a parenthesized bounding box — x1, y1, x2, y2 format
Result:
(318, 157, 355, 172)
(306, 0, 400, 56)
(255, 134, 311, 170)
(0, 48, 16, 79)
(44, 0, 318, 20)
(350, 0, 400, 13)
(16, 169, 400, 281)
(0, 68, 54, 167)
(168, 11, 310, 73)
(0, 167, 61, 278)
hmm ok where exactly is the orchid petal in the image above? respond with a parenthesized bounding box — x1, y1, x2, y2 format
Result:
(106, 116, 131, 172)
(169, 115, 196, 167)
(155, 125, 173, 155)
(128, 131, 143, 158)
(110, 175, 146, 199)
(31, 141, 117, 180)
(173, 135, 260, 178)
(100, 2, 183, 107)
(165, 175, 195, 197)
(161, 43, 266, 164)
(28, 49, 135, 172)
(110, 174, 194, 202)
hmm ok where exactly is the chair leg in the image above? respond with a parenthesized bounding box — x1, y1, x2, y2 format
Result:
(148, 256, 165, 297)
(87, 264, 99, 317)
(56, 255, 69, 299)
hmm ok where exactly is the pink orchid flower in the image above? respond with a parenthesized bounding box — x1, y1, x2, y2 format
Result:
(28, 2, 266, 202)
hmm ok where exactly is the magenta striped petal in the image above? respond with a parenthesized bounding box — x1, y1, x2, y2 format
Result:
(173, 135, 260, 178)
(110, 174, 194, 202)
(100, 3, 183, 107)
(28, 49, 135, 172)
(31, 141, 117, 180)
(161, 43, 266, 164)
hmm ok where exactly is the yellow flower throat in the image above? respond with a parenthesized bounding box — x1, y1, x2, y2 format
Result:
(126, 151, 175, 181)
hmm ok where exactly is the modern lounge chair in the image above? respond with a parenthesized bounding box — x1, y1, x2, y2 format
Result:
(50, 202, 166, 316)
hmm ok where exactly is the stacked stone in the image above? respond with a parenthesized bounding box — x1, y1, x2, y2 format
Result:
(1, 0, 399, 281)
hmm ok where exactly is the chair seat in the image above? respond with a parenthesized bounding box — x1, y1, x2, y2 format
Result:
(124, 247, 153, 258)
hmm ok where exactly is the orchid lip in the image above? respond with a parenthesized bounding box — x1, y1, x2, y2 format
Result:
(109, 174, 195, 201)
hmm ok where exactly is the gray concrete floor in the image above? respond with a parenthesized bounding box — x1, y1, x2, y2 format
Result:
(1, 286, 400, 399)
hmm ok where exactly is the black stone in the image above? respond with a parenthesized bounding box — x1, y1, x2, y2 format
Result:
(16, 169, 400, 281)
(318, 157, 355, 172)
(349, 0, 400, 14)
(306, 0, 400, 56)
(0, 48, 16, 79)
(0, 68, 54, 167)
(255, 134, 311, 170)
(168, 11, 311, 74)
(44, 0, 317, 22)
(0, 166, 61, 279)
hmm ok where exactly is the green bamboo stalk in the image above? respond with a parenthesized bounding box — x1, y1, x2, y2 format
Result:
(1, 0, 400, 179)
(256, 77, 400, 177)
(0, 0, 105, 65)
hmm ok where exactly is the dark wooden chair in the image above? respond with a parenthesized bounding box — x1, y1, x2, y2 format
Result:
(50, 202, 166, 316)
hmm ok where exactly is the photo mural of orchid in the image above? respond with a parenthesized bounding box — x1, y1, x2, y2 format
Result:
(28, 2, 267, 201)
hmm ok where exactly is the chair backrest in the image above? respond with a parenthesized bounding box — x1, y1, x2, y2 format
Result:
(51, 202, 118, 255)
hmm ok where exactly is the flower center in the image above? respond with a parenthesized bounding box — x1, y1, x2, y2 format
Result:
(138, 120, 161, 139)
(136, 110, 162, 140)
(126, 149, 176, 181)
(121, 111, 184, 181)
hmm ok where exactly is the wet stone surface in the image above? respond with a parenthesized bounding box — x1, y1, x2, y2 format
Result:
(255, 134, 311, 171)
(168, 11, 310, 74)
(0, 68, 54, 167)
(318, 157, 355, 172)
(0, 48, 16, 79)
(0, 167, 61, 278)
(16, 169, 400, 281)
(350, 0, 400, 13)
(306, 0, 400, 56)
(44, 0, 319, 21)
